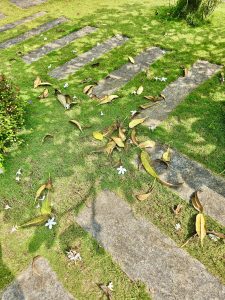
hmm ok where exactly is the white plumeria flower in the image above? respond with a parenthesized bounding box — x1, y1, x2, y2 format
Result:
(4, 204, 11, 210)
(161, 77, 167, 82)
(154, 77, 160, 81)
(100, 111, 104, 116)
(48, 64, 52, 69)
(162, 50, 166, 54)
(64, 82, 69, 88)
(130, 110, 137, 116)
(0, 168, 4, 174)
(64, 103, 70, 110)
(11, 225, 18, 233)
(107, 282, 113, 291)
(117, 165, 127, 175)
(16, 168, 22, 176)
(208, 233, 219, 242)
(66, 250, 82, 262)
(149, 124, 157, 131)
(15, 176, 20, 182)
(36, 203, 40, 209)
(45, 217, 56, 229)
(175, 223, 181, 231)
(73, 95, 77, 99)
(72, 50, 77, 53)
(128, 138, 133, 144)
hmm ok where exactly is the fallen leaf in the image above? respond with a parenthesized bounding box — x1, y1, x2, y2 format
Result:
(83, 85, 94, 94)
(35, 184, 46, 202)
(20, 214, 50, 227)
(138, 140, 155, 149)
(93, 131, 104, 141)
(136, 192, 151, 201)
(34, 76, 41, 88)
(196, 213, 206, 246)
(131, 129, 138, 145)
(140, 151, 158, 178)
(128, 56, 135, 64)
(191, 191, 203, 213)
(162, 148, 171, 163)
(144, 95, 163, 102)
(69, 120, 83, 132)
(118, 127, 126, 142)
(55, 89, 71, 109)
(136, 86, 144, 95)
(173, 203, 182, 215)
(38, 88, 49, 99)
(40, 195, 51, 215)
(104, 140, 116, 155)
(111, 136, 125, 148)
(207, 230, 225, 239)
(184, 67, 189, 77)
(99, 95, 119, 105)
(42, 134, 54, 144)
(139, 103, 155, 109)
(129, 118, 146, 129)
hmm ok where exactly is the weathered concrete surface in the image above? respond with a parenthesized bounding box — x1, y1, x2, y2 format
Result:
(10, 0, 47, 8)
(0, 11, 46, 33)
(49, 34, 129, 79)
(145, 144, 225, 226)
(0, 13, 5, 20)
(0, 17, 67, 50)
(0, 256, 75, 300)
(77, 190, 225, 300)
(23, 26, 97, 64)
(140, 60, 222, 127)
(92, 47, 165, 98)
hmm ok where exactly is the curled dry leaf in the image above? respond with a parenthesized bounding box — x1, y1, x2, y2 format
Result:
(131, 129, 138, 145)
(42, 134, 54, 144)
(139, 102, 155, 110)
(136, 180, 155, 201)
(136, 86, 144, 95)
(83, 85, 94, 95)
(196, 213, 206, 246)
(104, 140, 116, 155)
(183, 67, 189, 77)
(191, 191, 203, 213)
(98, 95, 119, 105)
(128, 56, 135, 64)
(162, 148, 171, 163)
(129, 118, 146, 129)
(144, 95, 163, 102)
(103, 123, 118, 137)
(93, 131, 104, 141)
(38, 88, 49, 99)
(111, 136, 125, 148)
(138, 140, 155, 149)
(69, 120, 83, 132)
(173, 203, 182, 215)
(118, 127, 126, 142)
(33, 76, 52, 88)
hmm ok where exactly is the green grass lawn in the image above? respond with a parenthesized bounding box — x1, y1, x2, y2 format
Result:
(0, 0, 225, 298)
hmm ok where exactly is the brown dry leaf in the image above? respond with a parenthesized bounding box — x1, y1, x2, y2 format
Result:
(207, 230, 225, 239)
(129, 118, 146, 129)
(191, 191, 204, 213)
(98, 284, 112, 300)
(99, 95, 119, 105)
(38, 88, 49, 99)
(162, 148, 171, 163)
(136, 192, 152, 201)
(93, 131, 104, 141)
(173, 203, 182, 215)
(34, 76, 42, 88)
(128, 56, 135, 64)
(144, 95, 163, 102)
(140, 103, 155, 110)
(196, 213, 206, 246)
(42, 134, 54, 143)
(70, 120, 83, 132)
(118, 127, 126, 142)
(104, 140, 116, 155)
(111, 136, 125, 148)
(131, 129, 138, 145)
(136, 86, 144, 95)
(138, 140, 155, 149)
(55, 89, 71, 109)
(83, 85, 94, 94)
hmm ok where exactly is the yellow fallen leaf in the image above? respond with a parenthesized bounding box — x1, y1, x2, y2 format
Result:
(111, 136, 125, 148)
(20, 214, 50, 227)
(104, 140, 116, 155)
(35, 184, 46, 202)
(99, 95, 119, 105)
(128, 56, 135, 64)
(69, 120, 83, 132)
(131, 129, 138, 145)
(34, 76, 41, 88)
(191, 191, 204, 213)
(162, 148, 171, 163)
(93, 131, 104, 141)
(38, 88, 49, 99)
(136, 86, 144, 95)
(140, 151, 158, 178)
(138, 140, 156, 149)
(119, 127, 126, 142)
(136, 192, 152, 201)
(196, 213, 206, 246)
(129, 118, 146, 129)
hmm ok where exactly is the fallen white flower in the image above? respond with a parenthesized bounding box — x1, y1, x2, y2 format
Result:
(11, 225, 18, 233)
(161, 77, 167, 82)
(4, 204, 11, 210)
(149, 124, 157, 131)
(72, 50, 77, 53)
(130, 110, 137, 116)
(117, 165, 127, 175)
(39, 195, 46, 201)
(16, 168, 22, 176)
(0, 168, 4, 174)
(64, 82, 69, 88)
(15, 176, 20, 182)
(100, 111, 104, 116)
(208, 233, 219, 242)
(45, 217, 56, 229)
(175, 223, 181, 231)
(66, 249, 82, 262)
(107, 282, 113, 291)
(48, 64, 52, 69)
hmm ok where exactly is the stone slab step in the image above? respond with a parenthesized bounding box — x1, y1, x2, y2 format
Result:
(0, 17, 67, 50)
(0, 256, 75, 300)
(49, 34, 129, 79)
(140, 60, 222, 127)
(10, 0, 47, 8)
(22, 25, 97, 64)
(145, 144, 225, 226)
(0, 11, 46, 33)
(76, 190, 225, 300)
(91, 47, 166, 98)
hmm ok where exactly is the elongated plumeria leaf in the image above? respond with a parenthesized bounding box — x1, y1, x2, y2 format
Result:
(136, 86, 144, 95)
(138, 140, 155, 149)
(196, 213, 206, 246)
(69, 120, 83, 132)
(20, 214, 50, 227)
(191, 191, 204, 213)
(128, 56, 135, 64)
(139, 103, 155, 110)
(118, 127, 126, 142)
(98, 95, 119, 105)
(111, 136, 125, 148)
(40, 195, 51, 215)
(131, 129, 138, 145)
(93, 131, 104, 141)
(129, 118, 146, 129)
(35, 184, 46, 202)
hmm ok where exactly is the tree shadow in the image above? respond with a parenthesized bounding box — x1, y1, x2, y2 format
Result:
(0, 242, 14, 290)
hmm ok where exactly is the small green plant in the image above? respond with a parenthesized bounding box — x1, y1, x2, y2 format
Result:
(0, 75, 25, 163)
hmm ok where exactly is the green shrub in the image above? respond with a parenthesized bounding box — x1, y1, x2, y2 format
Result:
(0, 75, 25, 167)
